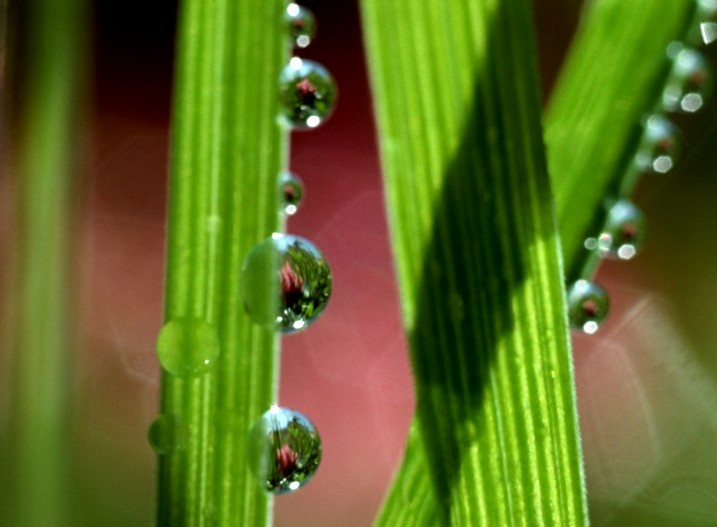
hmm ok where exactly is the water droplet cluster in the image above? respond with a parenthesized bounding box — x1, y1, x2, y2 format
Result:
(151, 4, 332, 495)
(575, 3, 715, 334)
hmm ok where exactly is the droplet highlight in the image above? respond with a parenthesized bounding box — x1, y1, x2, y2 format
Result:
(701, 22, 717, 44)
(279, 57, 337, 130)
(148, 414, 189, 455)
(280, 171, 304, 216)
(156, 317, 220, 377)
(240, 233, 332, 333)
(662, 48, 713, 113)
(596, 200, 647, 260)
(567, 280, 609, 335)
(247, 406, 322, 494)
(634, 114, 682, 174)
(285, 3, 316, 49)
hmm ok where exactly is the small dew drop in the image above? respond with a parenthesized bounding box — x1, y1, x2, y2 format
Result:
(240, 234, 332, 334)
(156, 317, 220, 377)
(279, 171, 304, 216)
(148, 414, 188, 455)
(662, 48, 713, 113)
(597, 200, 647, 261)
(247, 406, 322, 494)
(285, 3, 316, 49)
(567, 279, 609, 334)
(701, 22, 717, 44)
(279, 58, 337, 130)
(634, 114, 683, 174)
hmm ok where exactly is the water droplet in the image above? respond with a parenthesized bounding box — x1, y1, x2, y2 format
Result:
(148, 414, 189, 454)
(240, 234, 332, 333)
(567, 279, 609, 334)
(285, 3, 316, 49)
(279, 58, 337, 130)
(597, 200, 647, 260)
(662, 48, 713, 113)
(634, 115, 682, 174)
(247, 406, 322, 494)
(701, 22, 717, 45)
(280, 171, 304, 216)
(156, 317, 220, 377)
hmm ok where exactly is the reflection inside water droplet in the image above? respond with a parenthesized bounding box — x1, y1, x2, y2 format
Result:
(567, 279, 609, 334)
(278, 58, 337, 130)
(148, 414, 189, 455)
(634, 115, 682, 174)
(156, 317, 220, 377)
(597, 200, 647, 261)
(285, 3, 316, 49)
(247, 406, 322, 494)
(662, 48, 713, 113)
(279, 171, 304, 216)
(240, 234, 332, 333)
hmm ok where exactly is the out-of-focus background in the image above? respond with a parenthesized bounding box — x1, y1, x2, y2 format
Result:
(2, 0, 717, 525)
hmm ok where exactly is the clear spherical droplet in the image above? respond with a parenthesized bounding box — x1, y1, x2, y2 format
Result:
(148, 414, 189, 455)
(567, 279, 609, 335)
(285, 3, 316, 49)
(634, 114, 682, 174)
(247, 406, 322, 494)
(597, 200, 647, 260)
(157, 317, 220, 377)
(279, 57, 337, 130)
(280, 171, 304, 216)
(240, 233, 332, 333)
(662, 48, 713, 113)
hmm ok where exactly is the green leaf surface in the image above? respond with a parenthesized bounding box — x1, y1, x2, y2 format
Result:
(361, 0, 587, 524)
(156, 0, 288, 525)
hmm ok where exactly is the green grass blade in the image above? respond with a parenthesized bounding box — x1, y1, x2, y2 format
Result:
(366, 0, 698, 524)
(546, 0, 696, 280)
(361, 0, 587, 524)
(156, 0, 288, 525)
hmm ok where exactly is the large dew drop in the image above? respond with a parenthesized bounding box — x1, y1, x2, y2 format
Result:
(597, 200, 647, 260)
(148, 414, 189, 455)
(567, 279, 609, 335)
(156, 317, 220, 377)
(247, 406, 322, 494)
(662, 47, 713, 113)
(279, 171, 304, 216)
(634, 115, 682, 174)
(240, 233, 332, 333)
(279, 57, 337, 130)
(284, 3, 316, 49)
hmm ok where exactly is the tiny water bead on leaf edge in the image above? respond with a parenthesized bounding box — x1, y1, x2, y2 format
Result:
(239, 233, 332, 333)
(662, 46, 713, 113)
(634, 114, 683, 174)
(156, 317, 220, 377)
(148, 414, 189, 455)
(285, 3, 316, 49)
(596, 199, 647, 260)
(280, 171, 304, 216)
(567, 279, 610, 335)
(279, 57, 337, 130)
(247, 406, 322, 494)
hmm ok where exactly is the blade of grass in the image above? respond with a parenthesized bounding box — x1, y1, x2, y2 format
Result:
(365, 0, 698, 524)
(361, 0, 586, 524)
(156, 0, 288, 525)
(2, 0, 88, 525)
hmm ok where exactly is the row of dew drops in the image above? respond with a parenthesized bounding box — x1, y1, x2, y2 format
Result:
(149, 4, 334, 496)
(568, 0, 717, 335)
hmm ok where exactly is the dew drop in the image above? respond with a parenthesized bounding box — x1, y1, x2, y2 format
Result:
(634, 114, 682, 174)
(156, 317, 220, 377)
(279, 58, 337, 130)
(240, 233, 332, 333)
(285, 3, 316, 49)
(567, 279, 609, 334)
(701, 22, 717, 45)
(148, 414, 189, 455)
(247, 406, 322, 494)
(279, 171, 304, 216)
(662, 48, 713, 113)
(597, 200, 647, 261)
